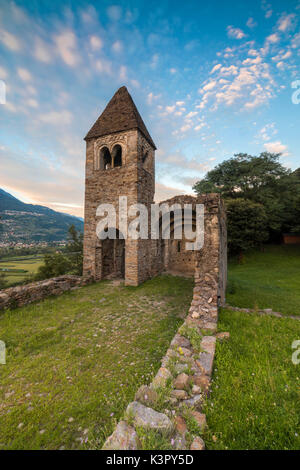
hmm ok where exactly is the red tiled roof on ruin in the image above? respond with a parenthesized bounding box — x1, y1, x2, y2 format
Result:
(84, 86, 156, 149)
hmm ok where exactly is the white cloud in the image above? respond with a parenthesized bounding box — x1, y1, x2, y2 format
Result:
(257, 123, 277, 141)
(176, 101, 185, 106)
(0, 66, 8, 79)
(278, 14, 295, 32)
(130, 79, 140, 88)
(197, 53, 275, 111)
(0, 28, 21, 51)
(246, 18, 257, 29)
(26, 85, 37, 95)
(119, 65, 127, 81)
(220, 65, 238, 76)
(262, 1, 273, 19)
(25, 98, 39, 108)
(95, 59, 112, 75)
(53, 31, 80, 67)
(248, 49, 259, 56)
(180, 123, 191, 132)
(17, 68, 32, 82)
(4, 101, 17, 112)
(147, 92, 161, 105)
(39, 110, 73, 126)
(112, 40, 123, 53)
(282, 50, 292, 60)
(165, 105, 176, 114)
(90, 35, 103, 50)
(154, 182, 187, 202)
(263, 141, 288, 155)
(202, 80, 217, 92)
(170, 68, 177, 74)
(266, 33, 280, 44)
(194, 123, 205, 131)
(150, 54, 159, 69)
(210, 64, 222, 74)
(185, 111, 198, 118)
(227, 25, 246, 40)
(34, 38, 52, 63)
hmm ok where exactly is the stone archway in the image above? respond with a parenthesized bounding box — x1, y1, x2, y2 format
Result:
(96, 229, 125, 280)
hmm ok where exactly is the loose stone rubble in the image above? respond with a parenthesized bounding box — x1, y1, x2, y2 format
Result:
(102, 278, 230, 450)
(0, 275, 92, 310)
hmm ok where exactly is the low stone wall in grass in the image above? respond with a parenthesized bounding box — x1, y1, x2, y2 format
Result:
(102, 279, 229, 451)
(225, 304, 300, 321)
(0, 275, 92, 311)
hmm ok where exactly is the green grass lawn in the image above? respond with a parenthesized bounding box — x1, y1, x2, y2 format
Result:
(204, 310, 300, 450)
(1, 245, 299, 450)
(204, 244, 300, 450)
(0, 255, 44, 286)
(227, 245, 300, 316)
(0, 275, 193, 450)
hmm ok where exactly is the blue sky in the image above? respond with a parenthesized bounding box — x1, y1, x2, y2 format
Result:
(0, 0, 299, 217)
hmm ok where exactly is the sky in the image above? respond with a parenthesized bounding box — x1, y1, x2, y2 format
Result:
(0, 0, 300, 217)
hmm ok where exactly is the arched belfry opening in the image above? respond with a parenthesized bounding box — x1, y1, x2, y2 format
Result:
(99, 146, 112, 170)
(112, 144, 122, 167)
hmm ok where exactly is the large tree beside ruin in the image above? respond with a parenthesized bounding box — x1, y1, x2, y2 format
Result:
(193, 153, 300, 251)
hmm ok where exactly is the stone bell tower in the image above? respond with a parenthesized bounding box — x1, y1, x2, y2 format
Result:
(83, 86, 156, 286)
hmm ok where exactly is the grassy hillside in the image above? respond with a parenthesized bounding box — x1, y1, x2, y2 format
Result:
(0, 188, 83, 243)
(227, 245, 300, 316)
(0, 275, 193, 450)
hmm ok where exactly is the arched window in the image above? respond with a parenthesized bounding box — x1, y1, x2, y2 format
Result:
(112, 144, 122, 167)
(99, 147, 111, 170)
(142, 150, 148, 164)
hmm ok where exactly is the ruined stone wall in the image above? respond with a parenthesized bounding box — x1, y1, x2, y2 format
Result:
(0, 276, 91, 311)
(102, 198, 228, 449)
(101, 193, 227, 450)
(192, 193, 227, 316)
(152, 193, 227, 303)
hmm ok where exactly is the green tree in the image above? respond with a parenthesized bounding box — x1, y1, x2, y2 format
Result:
(226, 199, 269, 259)
(35, 225, 83, 280)
(35, 252, 72, 280)
(193, 153, 300, 237)
(65, 224, 83, 276)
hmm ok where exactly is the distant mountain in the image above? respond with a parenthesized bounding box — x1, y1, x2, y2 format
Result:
(0, 188, 84, 243)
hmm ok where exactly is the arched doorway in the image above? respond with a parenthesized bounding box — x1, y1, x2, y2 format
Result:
(159, 209, 196, 276)
(96, 228, 125, 280)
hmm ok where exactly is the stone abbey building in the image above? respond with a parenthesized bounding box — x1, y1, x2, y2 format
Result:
(83, 86, 227, 305)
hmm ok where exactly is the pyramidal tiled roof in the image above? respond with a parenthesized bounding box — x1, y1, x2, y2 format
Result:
(84, 86, 156, 149)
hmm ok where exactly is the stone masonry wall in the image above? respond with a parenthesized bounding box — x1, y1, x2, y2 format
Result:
(102, 193, 228, 450)
(83, 129, 156, 286)
(0, 275, 91, 311)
